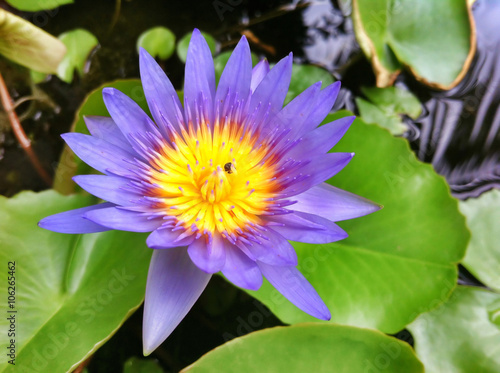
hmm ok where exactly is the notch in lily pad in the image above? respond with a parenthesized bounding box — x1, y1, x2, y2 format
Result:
(356, 86, 422, 135)
(137, 26, 176, 60)
(57, 28, 99, 84)
(177, 30, 218, 63)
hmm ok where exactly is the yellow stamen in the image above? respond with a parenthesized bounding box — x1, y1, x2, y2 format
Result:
(149, 121, 279, 236)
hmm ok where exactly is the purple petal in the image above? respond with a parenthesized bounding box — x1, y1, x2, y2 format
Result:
(250, 59, 270, 92)
(61, 133, 138, 176)
(273, 82, 322, 138)
(102, 87, 158, 140)
(215, 36, 252, 114)
(222, 244, 262, 290)
(291, 182, 382, 222)
(248, 54, 292, 128)
(257, 261, 331, 320)
(139, 48, 185, 134)
(287, 116, 354, 159)
(296, 82, 341, 136)
(73, 175, 142, 206)
(184, 29, 215, 124)
(146, 228, 195, 249)
(143, 248, 211, 355)
(84, 116, 129, 150)
(281, 152, 354, 196)
(187, 233, 226, 273)
(266, 212, 347, 244)
(38, 203, 114, 234)
(238, 228, 297, 266)
(84, 207, 162, 232)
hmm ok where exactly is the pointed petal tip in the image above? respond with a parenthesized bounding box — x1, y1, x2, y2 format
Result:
(102, 87, 116, 97)
(37, 217, 48, 230)
(321, 308, 332, 321)
(139, 47, 156, 65)
(142, 332, 162, 357)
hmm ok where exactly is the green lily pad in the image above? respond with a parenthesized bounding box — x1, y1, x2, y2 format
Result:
(361, 86, 421, 119)
(0, 9, 66, 74)
(0, 190, 151, 372)
(408, 286, 500, 373)
(248, 111, 469, 333)
(57, 29, 98, 83)
(5, 0, 72, 11)
(286, 64, 335, 104)
(124, 356, 164, 373)
(459, 190, 500, 291)
(137, 27, 176, 60)
(356, 98, 408, 135)
(53, 79, 149, 194)
(352, 0, 475, 89)
(356, 86, 421, 135)
(182, 323, 424, 372)
(177, 31, 217, 63)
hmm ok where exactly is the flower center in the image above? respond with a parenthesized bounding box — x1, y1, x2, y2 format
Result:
(147, 121, 280, 239)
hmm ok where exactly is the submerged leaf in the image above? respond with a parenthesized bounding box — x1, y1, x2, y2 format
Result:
(357, 86, 422, 135)
(0, 9, 66, 73)
(123, 356, 164, 373)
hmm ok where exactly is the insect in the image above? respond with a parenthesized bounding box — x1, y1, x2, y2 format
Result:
(224, 162, 234, 174)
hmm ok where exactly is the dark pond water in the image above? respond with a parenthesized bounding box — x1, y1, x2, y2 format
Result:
(0, 0, 497, 370)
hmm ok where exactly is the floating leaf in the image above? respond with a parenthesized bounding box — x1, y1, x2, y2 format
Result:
(0, 191, 151, 372)
(247, 111, 469, 333)
(408, 286, 500, 373)
(137, 26, 176, 60)
(357, 86, 421, 135)
(459, 190, 500, 291)
(57, 29, 98, 83)
(177, 31, 217, 63)
(5, 0, 72, 11)
(0, 9, 66, 73)
(352, 0, 475, 89)
(123, 356, 164, 373)
(53, 79, 148, 194)
(182, 323, 424, 372)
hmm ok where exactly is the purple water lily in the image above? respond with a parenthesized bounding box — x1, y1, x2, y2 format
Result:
(39, 29, 380, 355)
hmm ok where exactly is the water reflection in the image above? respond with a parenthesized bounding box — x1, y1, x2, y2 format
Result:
(412, 0, 500, 198)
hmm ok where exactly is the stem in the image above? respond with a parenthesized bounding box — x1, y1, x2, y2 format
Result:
(0, 72, 53, 186)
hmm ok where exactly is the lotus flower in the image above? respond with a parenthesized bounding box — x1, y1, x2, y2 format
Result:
(39, 29, 380, 355)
